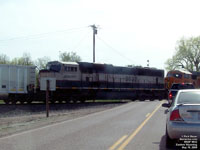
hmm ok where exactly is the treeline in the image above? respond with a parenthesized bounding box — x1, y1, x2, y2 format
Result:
(0, 51, 81, 70)
(165, 36, 200, 72)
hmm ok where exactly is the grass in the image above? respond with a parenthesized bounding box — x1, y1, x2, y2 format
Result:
(0, 100, 4, 104)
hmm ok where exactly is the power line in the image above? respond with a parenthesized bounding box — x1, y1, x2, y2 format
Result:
(0, 26, 88, 42)
(71, 30, 90, 51)
(96, 36, 135, 64)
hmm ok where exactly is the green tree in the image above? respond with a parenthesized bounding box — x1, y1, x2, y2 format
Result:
(34, 57, 51, 87)
(59, 51, 81, 62)
(0, 54, 9, 64)
(165, 36, 200, 71)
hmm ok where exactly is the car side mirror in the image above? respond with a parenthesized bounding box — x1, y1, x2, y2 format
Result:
(162, 103, 170, 108)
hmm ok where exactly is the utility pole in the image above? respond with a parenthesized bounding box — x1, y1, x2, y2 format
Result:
(90, 24, 98, 63)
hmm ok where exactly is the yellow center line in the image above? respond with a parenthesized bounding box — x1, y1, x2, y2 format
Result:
(145, 113, 150, 118)
(109, 135, 128, 150)
(117, 102, 163, 150)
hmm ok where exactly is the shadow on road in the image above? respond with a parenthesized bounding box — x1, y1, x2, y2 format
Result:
(153, 135, 175, 150)
(159, 135, 181, 150)
(159, 135, 167, 150)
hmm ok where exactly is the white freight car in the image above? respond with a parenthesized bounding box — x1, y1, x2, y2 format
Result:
(0, 64, 36, 104)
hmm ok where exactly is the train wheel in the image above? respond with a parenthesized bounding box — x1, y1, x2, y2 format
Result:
(80, 99, 86, 103)
(8, 95, 16, 104)
(72, 99, 78, 103)
(149, 98, 154, 101)
(4, 100, 10, 105)
(58, 100, 62, 103)
(140, 97, 145, 101)
(27, 100, 32, 104)
(64, 99, 69, 103)
(11, 100, 17, 104)
(79, 97, 86, 103)
(20, 101, 25, 104)
(50, 100, 55, 104)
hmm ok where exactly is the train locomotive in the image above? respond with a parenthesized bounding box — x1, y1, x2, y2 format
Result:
(39, 61, 166, 103)
(0, 61, 166, 104)
(165, 69, 200, 90)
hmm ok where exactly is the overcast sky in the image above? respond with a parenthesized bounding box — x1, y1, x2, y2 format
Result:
(1, 0, 200, 70)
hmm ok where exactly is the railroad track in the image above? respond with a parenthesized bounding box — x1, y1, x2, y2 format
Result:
(0, 101, 128, 117)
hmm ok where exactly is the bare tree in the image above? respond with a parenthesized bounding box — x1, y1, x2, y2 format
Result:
(11, 53, 34, 66)
(0, 54, 9, 64)
(35, 56, 51, 70)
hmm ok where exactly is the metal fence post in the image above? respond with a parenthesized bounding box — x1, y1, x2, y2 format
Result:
(46, 80, 50, 117)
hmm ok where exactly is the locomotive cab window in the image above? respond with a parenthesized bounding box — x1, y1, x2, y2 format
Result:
(47, 64, 61, 72)
(173, 73, 182, 79)
(64, 66, 77, 72)
(184, 74, 190, 79)
(167, 73, 173, 77)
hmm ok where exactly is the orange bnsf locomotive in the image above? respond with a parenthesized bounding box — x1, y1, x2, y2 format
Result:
(165, 69, 200, 90)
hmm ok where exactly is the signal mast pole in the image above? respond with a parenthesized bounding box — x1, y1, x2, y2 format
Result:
(90, 24, 98, 63)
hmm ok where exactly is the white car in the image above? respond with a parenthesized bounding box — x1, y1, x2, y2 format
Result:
(163, 89, 200, 148)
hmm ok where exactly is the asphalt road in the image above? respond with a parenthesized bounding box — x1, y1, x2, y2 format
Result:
(0, 100, 170, 150)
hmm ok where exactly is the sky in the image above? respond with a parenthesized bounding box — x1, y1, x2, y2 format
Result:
(1, 0, 200, 70)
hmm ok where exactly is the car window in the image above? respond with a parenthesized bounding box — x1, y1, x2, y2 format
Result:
(180, 84, 194, 89)
(185, 84, 195, 89)
(171, 84, 194, 90)
(171, 84, 179, 89)
(177, 91, 200, 104)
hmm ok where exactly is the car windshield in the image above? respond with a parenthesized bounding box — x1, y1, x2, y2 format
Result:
(177, 91, 200, 104)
